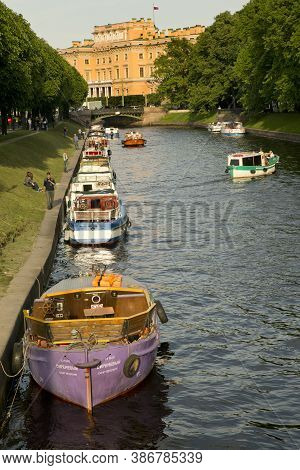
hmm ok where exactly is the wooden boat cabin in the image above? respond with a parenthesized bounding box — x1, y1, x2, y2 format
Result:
(24, 275, 156, 346)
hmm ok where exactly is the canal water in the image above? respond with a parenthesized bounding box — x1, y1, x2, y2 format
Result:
(1, 127, 299, 450)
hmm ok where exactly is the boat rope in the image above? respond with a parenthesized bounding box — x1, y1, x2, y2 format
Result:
(35, 277, 41, 298)
(0, 360, 26, 434)
(0, 343, 29, 378)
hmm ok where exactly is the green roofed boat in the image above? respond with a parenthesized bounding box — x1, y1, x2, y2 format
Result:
(225, 150, 279, 178)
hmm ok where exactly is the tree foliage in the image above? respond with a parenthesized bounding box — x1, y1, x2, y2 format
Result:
(154, 38, 193, 108)
(234, 0, 300, 111)
(189, 11, 240, 111)
(0, 1, 87, 133)
(154, 0, 300, 113)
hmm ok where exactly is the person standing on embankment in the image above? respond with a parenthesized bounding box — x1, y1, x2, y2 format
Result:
(63, 152, 68, 172)
(43, 172, 56, 210)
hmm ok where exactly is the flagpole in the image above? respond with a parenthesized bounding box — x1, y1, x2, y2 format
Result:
(152, 3, 155, 26)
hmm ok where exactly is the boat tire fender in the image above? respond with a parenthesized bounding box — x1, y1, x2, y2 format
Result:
(123, 354, 140, 378)
(263, 168, 267, 173)
(12, 341, 23, 375)
(155, 300, 168, 324)
(250, 169, 256, 174)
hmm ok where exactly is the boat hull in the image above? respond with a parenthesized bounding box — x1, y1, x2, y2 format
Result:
(27, 330, 159, 409)
(122, 139, 146, 147)
(228, 163, 277, 178)
(221, 130, 245, 136)
(66, 215, 129, 245)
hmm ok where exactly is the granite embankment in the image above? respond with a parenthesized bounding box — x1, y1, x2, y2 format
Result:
(0, 125, 85, 407)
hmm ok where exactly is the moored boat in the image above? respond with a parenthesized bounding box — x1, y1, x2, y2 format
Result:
(22, 270, 168, 412)
(122, 131, 146, 147)
(208, 122, 222, 132)
(105, 127, 119, 139)
(65, 189, 129, 245)
(221, 121, 245, 136)
(225, 150, 279, 178)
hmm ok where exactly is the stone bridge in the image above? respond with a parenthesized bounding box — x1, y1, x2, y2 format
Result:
(70, 106, 165, 127)
(91, 107, 144, 125)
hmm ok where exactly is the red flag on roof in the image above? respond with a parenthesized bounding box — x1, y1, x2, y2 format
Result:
(153, 5, 159, 10)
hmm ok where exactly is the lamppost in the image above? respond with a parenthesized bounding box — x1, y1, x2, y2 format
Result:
(121, 81, 125, 107)
(218, 106, 221, 120)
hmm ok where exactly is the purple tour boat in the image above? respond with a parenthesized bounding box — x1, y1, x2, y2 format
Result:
(23, 271, 168, 413)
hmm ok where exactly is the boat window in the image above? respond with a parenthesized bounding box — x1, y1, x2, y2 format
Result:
(83, 184, 93, 191)
(243, 156, 254, 166)
(91, 199, 100, 209)
(253, 155, 262, 165)
(230, 159, 240, 166)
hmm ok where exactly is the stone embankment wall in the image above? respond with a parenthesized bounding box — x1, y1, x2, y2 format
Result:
(136, 107, 166, 126)
(0, 142, 84, 408)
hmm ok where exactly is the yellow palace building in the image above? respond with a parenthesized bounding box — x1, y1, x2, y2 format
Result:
(58, 18, 204, 100)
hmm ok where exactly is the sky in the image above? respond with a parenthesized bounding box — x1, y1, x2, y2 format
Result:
(4, 0, 248, 48)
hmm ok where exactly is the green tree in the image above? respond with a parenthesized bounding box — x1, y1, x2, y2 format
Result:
(154, 38, 193, 108)
(0, 1, 87, 134)
(188, 11, 240, 111)
(0, 2, 35, 133)
(234, 0, 300, 111)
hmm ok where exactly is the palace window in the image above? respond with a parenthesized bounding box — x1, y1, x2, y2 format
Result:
(85, 71, 91, 81)
(124, 67, 129, 79)
(115, 54, 119, 61)
(116, 89, 119, 96)
(139, 53, 144, 60)
(97, 71, 101, 81)
(124, 53, 128, 60)
(103, 57, 106, 64)
(103, 70, 106, 80)
(139, 67, 144, 78)
(96, 58, 100, 65)
(84, 59, 89, 65)
(73, 59, 77, 66)
(109, 69, 112, 79)
(116, 69, 120, 79)
(149, 52, 153, 60)
(150, 66, 154, 76)
(108, 57, 112, 63)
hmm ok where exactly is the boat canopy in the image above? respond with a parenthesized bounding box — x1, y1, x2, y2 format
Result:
(228, 152, 262, 166)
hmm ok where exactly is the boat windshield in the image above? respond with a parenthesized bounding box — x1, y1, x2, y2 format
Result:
(242, 155, 261, 166)
(230, 159, 240, 166)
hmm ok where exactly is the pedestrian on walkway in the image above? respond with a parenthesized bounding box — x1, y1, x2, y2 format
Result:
(78, 128, 82, 140)
(43, 172, 56, 210)
(63, 152, 69, 172)
(63, 126, 67, 137)
(73, 133, 79, 149)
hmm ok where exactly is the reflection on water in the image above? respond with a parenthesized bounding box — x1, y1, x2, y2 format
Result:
(1, 127, 300, 449)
